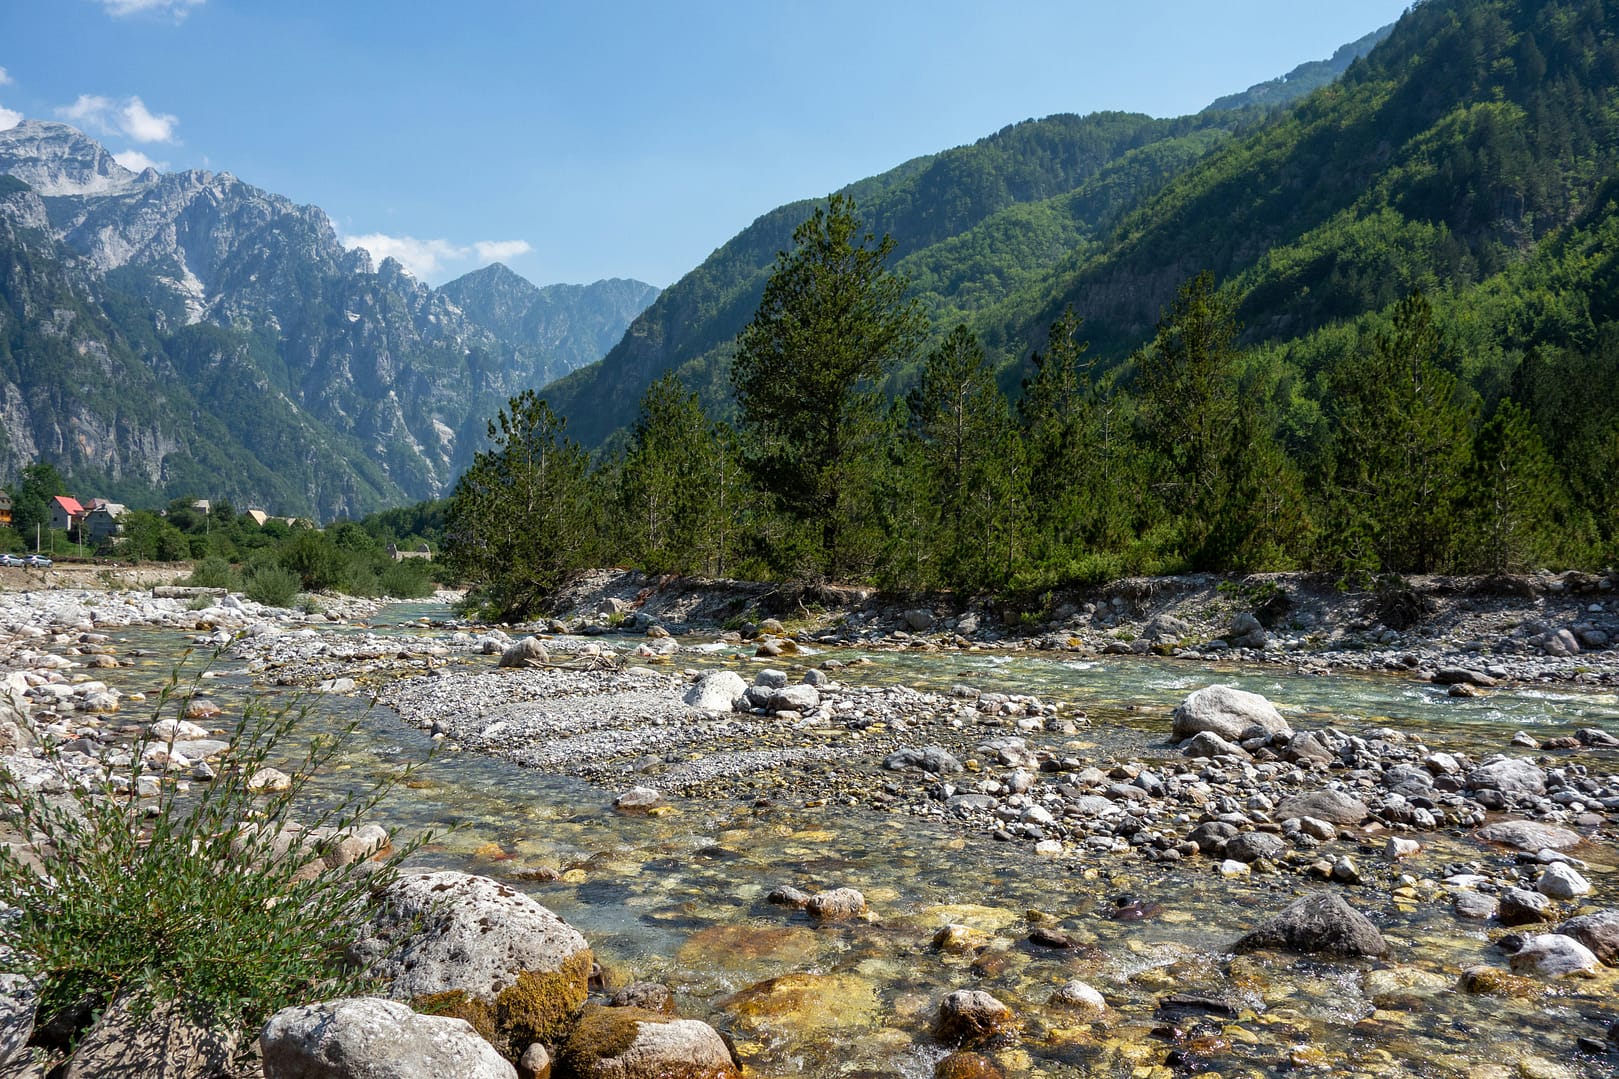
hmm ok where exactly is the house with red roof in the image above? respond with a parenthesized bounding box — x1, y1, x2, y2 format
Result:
(49, 495, 85, 534)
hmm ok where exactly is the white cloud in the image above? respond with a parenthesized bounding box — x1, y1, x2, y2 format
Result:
(341, 233, 532, 281)
(473, 240, 533, 262)
(0, 106, 20, 132)
(0, 68, 13, 87)
(112, 148, 167, 172)
(98, 0, 205, 18)
(57, 94, 178, 143)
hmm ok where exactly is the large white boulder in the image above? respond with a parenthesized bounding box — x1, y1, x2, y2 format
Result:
(1171, 685, 1291, 743)
(260, 997, 516, 1079)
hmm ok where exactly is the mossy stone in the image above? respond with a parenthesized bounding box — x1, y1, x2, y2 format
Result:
(496, 949, 594, 1050)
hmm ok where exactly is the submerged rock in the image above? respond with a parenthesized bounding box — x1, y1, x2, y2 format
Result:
(1233, 892, 1388, 958)
(1476, 820, 1582, 851)
(934, 989, 1018, 1048)
(805, 887, 867, 921)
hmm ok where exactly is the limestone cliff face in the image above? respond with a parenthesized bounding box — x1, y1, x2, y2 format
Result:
(0, 121, 658, 516)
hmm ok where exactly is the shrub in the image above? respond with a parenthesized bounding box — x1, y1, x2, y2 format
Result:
(378, 561, 432, 599)
(0, 671, 430, 1057)
(244, 564, 301, 607)
(186, 555, 239, 591)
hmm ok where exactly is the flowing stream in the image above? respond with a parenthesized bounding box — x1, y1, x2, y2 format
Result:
(99, 603, 1619, 1078)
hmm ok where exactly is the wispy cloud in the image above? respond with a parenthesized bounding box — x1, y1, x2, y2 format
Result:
(0, 106, 20, 132)
(342, 233, 532, 280)
(0, 68, 13, 87)
(58, 94, 178, 143)
(112, 148, 167, 172)
(473, 240, 533, 262)
(98, 0, 206, 19)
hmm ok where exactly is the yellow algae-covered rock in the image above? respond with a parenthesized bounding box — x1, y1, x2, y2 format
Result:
(557, 1004, 739, 1079)
(913, 904, 1023, 933)
(721, 972, 880, 1035)
(676, 924, 822, 970)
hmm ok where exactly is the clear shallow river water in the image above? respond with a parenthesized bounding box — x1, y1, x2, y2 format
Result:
(97, 605, 1619, 1078)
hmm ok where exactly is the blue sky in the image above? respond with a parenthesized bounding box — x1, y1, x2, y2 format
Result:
(0, 0, 1413, 288)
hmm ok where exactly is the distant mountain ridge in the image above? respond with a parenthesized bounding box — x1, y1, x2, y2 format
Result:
(0, 120, 658, 517)
(1203, 24, 1396, 113)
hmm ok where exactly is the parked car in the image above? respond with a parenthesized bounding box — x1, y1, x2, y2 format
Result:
(23, 554, 52, 568)
(0, 554, 22, 567)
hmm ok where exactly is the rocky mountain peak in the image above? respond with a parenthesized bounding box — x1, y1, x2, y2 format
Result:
(0, 120, 147, 197)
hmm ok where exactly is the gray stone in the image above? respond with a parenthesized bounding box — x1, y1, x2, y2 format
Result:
(1276, 789, 1370, 825)
(683, 670, 746, 713)
(904, 609, 934, 631)
(1453, 891, 1498, 920)
(1537, 862, 1591, 899)
(1556, 910, 1619, 965)
(1433, 667, 1496, 687)
(1499, 887, 1552, 926)
(1048, 979, 1107, 1013)
(766, 684, 819, 713)
(1466, 758, 1546, 798)
(1508, 934, 1600, 978)
(1233, 891, 1388, 958)
(1223, 832, 1286, 864)
(1170, 685, 1292, 744)
(1182, 730, 1249, 759)
(612, 786, 662, 813)
(805, 887, 866, 921)
(497, 636, 549, 669)
(351, 871, 590, 1011)
(753, 669, 788, 689)
(1477, 820, 1582, 851)
(260, 997, 516, 1078)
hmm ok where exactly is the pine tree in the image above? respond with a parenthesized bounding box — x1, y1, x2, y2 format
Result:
(907, 324, 1014, 589)
(731, 194, 926, 579)
(1468, 397, 1567, 574)
(444, 390, 596, 619)
(1328, 291, 1475, 574)
(618, 373, 724, 575)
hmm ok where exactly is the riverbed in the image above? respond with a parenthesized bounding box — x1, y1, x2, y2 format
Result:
(22, 597, 1619, 1077)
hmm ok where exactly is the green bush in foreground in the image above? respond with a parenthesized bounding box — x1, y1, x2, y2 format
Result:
(0, 667, 429, 1054)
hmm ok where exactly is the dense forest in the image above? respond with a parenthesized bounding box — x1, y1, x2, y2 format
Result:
(442, 187, 1614, 619)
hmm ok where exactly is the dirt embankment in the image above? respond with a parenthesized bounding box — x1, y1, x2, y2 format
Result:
(0, 561, 189, 592)
(543, 567, 1619, 681)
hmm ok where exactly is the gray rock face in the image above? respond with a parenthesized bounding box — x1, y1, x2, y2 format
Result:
(352, 871, 590, 1004)
(498, 637, 550, 669)
(0, 121, 143, 196)
(260, 997, 517, 1079)
(1556, 910, 1619, 965)
(1476, 820, 1582, 851)
(1233, 892, 1388, 958)
(0, 972, 37, 1070)
(1275, 789, 1370, 825)
(1466, 757, 1546, 798)
(683, 671, 746, 713)
(1170, 685, 1292, 743)
(1508, 934, 1600, 978)
(61, 992, 236, 1079)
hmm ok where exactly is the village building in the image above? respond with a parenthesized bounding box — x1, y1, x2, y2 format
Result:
(0, 490, 11, 527)
(82, 502, 128, 545)
(49, 495, 85, 535)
